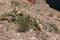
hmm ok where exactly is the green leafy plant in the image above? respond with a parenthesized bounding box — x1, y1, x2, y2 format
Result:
(15, 14, 30, 32)
(0, 9, 40, 32)
(30, 16, 39, 32)
(0, 8, 59, 33)
(38, 19, 60, 34)
(43, 22, 60, 34)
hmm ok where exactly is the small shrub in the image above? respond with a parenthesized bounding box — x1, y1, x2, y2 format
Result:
(15, 14, 30, 32)
(44, 22, 60, 33)
(0, 9, 59, 33)
(0, 9, 40, 32)
(38, 19, 60, 34)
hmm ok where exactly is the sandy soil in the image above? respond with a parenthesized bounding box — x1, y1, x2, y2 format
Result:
(0, 0, 60, 40)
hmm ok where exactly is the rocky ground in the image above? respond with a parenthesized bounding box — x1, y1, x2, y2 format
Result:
(0, 0, 60, 40)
